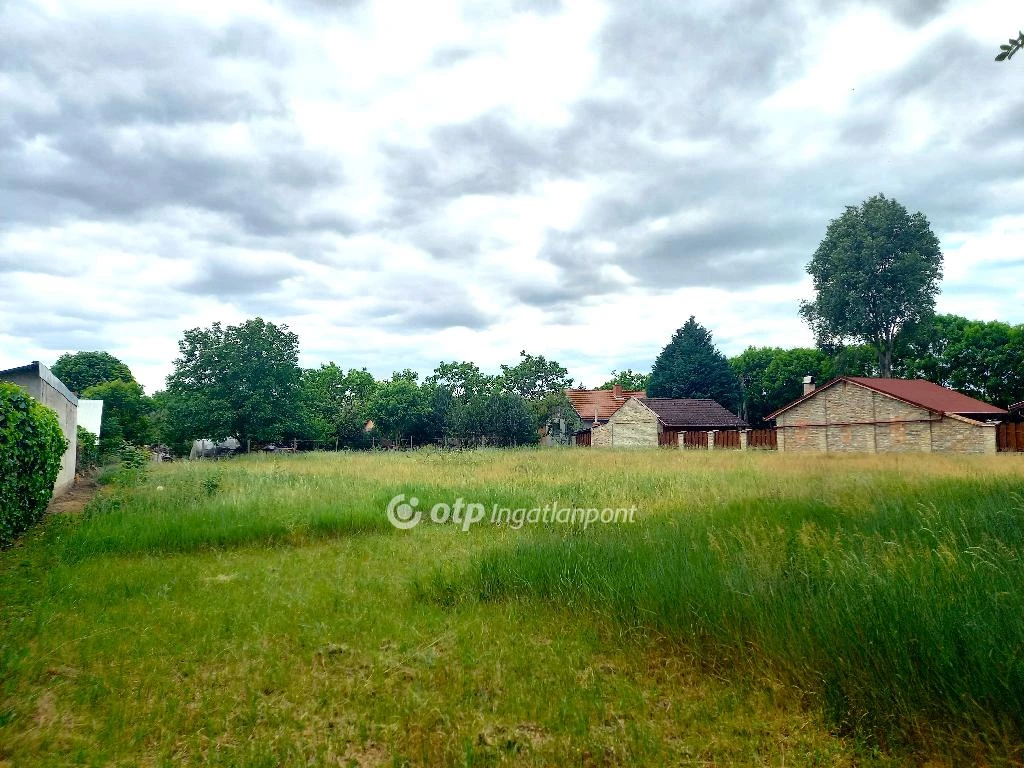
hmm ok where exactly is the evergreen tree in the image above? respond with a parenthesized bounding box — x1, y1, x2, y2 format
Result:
(647, 316, 740, 410)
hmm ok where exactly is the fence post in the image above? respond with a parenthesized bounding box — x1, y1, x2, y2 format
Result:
(708, 430, 716, 450)
(740, 429, 749, 451)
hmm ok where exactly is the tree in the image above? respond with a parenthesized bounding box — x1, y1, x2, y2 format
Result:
(647, 316, 740, 409)
(730, 347, 835, 425)
(498, 351, 573, 400)
(995, 31, 1023, 61)
(51, 351, 135, 395)
(598, 369, 650, 391)
(897, 314, 1024, 407)
(299, 365, 377, 448)
(367, 374, 433, 444)
(800, 194, 943, 377)
(165, 318, 302, 446)
(426, 361, 493, 401)
(81, 379, 153, 453)
(458, 391, 538, 446)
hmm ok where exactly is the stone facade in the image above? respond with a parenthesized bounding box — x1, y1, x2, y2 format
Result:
(592, 398, 660, 447)
(776, 379, 996, 454)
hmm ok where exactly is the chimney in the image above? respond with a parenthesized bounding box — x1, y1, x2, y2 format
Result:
(803, 375, 815, 396)
(613, 383, 623, 399)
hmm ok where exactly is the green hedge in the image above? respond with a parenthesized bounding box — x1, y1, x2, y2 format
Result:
(0, 382, 69, 546)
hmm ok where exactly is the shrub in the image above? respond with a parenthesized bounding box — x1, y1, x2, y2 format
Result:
(0, 382, 68, 546)
(77, 426, 100, 470)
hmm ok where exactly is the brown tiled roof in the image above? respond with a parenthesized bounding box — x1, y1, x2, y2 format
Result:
(566, 388, 646, 421)
(638, 398, 748, 429)
(767, 377, 1008, 420)
(1010, 401, 1024, 412)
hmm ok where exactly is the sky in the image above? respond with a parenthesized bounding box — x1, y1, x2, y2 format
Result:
(1, 0, 1023, 394)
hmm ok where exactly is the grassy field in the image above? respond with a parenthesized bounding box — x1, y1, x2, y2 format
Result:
(2, 449, 1024, 766)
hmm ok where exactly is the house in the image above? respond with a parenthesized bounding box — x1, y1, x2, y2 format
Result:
(0, 361, 78, 495)
(768, 376, 1007, 454)
(567, 384, 647, 427)
(590, 396, 748, 448)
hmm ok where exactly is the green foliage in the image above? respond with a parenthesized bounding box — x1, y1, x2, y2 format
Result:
(81, 379, 153, 455)
(0, 382, 68, 546)
(456, 391, 539, 447)
(896, 314, 1024, 407)
(498, 351, 573, 400)
(50, 351, 135, 394)
(165, 317, 302, 445)
(800, 194, 943, 376)
(647, 316, 740, 409)
(76, 426, 100, 470)
(100, 440, 150, 488)
(995, 31, 1024, 61)
(730, 347, 836, 425)
(597, 369, 650, 391)
(367, 374, 433, 443)
(299, 365, 377, 448)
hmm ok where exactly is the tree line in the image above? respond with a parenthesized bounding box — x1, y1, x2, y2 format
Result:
(50, 193, 1023, 455)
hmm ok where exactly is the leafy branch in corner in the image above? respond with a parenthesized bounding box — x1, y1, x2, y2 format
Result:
(995, 31, 1024, 61)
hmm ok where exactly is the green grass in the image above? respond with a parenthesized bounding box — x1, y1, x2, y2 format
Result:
(2, 449, 1023, 765)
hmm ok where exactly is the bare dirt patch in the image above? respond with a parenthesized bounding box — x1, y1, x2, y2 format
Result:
(46, 480, 99, 516)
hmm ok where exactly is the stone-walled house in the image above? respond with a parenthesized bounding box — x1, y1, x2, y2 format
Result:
(566, 385, 646, 427)
(591, 396, 748, 448)
(0, 361, 78, 495)
(768, 377, 1006, 454)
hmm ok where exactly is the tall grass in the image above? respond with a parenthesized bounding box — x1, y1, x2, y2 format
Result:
(51, 457, 393, 559)
(426, 477, 1024, 753)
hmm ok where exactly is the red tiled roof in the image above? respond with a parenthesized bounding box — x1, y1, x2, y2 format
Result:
(639, 398, 748, 429)
(767, 377, 1008, 420)
(566, 388, 646, 421)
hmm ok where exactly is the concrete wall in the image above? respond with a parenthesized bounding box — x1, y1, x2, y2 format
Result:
(593, 398, 660, 447)
(777, 380, 996, 454)
(1, 363, 78, 495)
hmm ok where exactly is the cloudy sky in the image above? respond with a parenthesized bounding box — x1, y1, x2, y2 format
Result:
(2, 0, 1022, 393)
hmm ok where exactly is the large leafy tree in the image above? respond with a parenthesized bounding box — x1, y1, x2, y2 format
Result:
(165, 318, 302, 446)
(498, 351, 573, 400)
(299, 365, 377, 448)
(647, 316, 740, 409)
(896, 314, 1024, 407)
(457, 391, 538, 447)
(51, 351, 135, 394)
(425, 361, 496, 442)
(498, 351, 576, 437)
(81, 379, 153, 452)
(800, 194, 943, 377)
(367, 372, 433, 444)
(730, 347, 835, 425)
(598, 369, 650, 391)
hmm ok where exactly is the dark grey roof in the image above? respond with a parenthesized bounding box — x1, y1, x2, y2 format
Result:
(638, 397, 747, 429)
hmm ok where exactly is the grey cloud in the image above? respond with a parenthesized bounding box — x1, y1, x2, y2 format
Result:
(0, 8, 344, 239)
(180, 258, 303, 297)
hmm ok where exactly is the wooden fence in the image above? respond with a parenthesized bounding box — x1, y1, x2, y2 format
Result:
(681, 431, 709, 449)
(658, 430, 678, 447)
(714, 430, 742, 449)
(997, 423, 1024, 452)
(576, 430, 592, 447)
(747, 428, 778, 450)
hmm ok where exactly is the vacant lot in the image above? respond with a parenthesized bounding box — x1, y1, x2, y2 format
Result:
(2, 449, 1023, 766)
